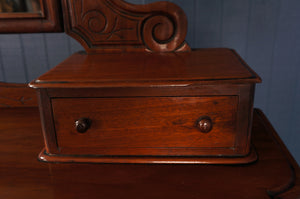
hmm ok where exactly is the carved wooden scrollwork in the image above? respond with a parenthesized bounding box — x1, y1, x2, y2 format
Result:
(62, 0, 191, 53)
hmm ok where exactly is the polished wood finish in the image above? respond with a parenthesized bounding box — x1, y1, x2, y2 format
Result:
(29, 48, 260, 163)
(29, 1, 261, 164)
(62, 0, 190, 53)
(0, 0, 62, 33)
(75, 117, 92, 133)
(52, 96, 238, 156)
(197, 116, 213, 133)
(30, 48, 261, 88)
(0, 107, 299, 198)
(0, 82, 37, 107)
(38, 147, 258, 164)
(36, 89, 59, 154)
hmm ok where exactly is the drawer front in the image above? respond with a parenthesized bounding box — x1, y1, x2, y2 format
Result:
(52, 96, 238, 156)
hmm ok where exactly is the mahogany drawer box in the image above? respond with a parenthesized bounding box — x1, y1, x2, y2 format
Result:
(30, 48, 261, 164)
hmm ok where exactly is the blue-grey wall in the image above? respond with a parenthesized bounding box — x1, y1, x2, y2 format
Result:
(0, 0, 299, 164)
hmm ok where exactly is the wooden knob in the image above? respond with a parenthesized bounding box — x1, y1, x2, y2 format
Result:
(75, 118, 91, 133)
(197, 117, 212, 133)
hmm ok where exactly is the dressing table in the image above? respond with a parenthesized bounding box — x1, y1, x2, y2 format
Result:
(29, 0, 261, 164)
(0, 0, 299, 198)
(0, 86, 299, 198)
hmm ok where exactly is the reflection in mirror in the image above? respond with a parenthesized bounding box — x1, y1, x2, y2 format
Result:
(0, 0, 41, 13)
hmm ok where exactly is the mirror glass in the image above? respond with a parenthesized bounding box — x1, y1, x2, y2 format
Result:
(0, 0, 41, 13)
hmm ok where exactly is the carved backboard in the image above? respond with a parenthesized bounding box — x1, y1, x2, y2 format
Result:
(62, 0, 191, 53)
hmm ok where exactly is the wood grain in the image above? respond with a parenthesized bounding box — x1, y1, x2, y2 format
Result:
(36, 89, 59, 154)
(0, 107, 298, 198)
(62, 0, 190, 52)
(30, 48, 260, 163)
(0, 82, 37, 107)
(0, 0, 63, 33)
(52, 96, 238, 156)
(35, 83, 256, 163)
(29, 2, 261, 164)
(29, 48, 261, 88)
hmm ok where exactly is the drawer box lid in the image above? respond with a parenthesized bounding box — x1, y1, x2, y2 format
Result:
(29, 48, 261, 88)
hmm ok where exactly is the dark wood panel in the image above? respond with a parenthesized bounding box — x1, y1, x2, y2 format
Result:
(0, 107, 298, 198)
(0, 83, 37, 107)
(36, 89, 59, 154)
(0, 0, 63, 33)
(62, 0, 190, 53)
(52, 96, 238, 156)
(29, 49, 261, 88)
(46, 84, 242, 98)
(0, 0, 298, 167)
(36, 83, 256, 163)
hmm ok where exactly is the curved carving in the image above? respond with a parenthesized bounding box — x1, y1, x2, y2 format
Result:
(62, 0, 191, 53)
(142, 15, 177, 52)
(83, 10, 107, 34)
(82, 10, 135, 41)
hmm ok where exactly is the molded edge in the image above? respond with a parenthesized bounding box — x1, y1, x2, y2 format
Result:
(38, 146, 258, 165)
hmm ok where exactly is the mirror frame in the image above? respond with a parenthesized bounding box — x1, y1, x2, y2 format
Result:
(0, 0, 63, 33)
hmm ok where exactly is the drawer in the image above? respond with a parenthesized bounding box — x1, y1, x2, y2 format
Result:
(52, 96, 238, 156)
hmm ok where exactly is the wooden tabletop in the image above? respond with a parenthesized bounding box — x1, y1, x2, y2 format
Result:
(30, 49, 261, 88)
(0, 107, 299, 199)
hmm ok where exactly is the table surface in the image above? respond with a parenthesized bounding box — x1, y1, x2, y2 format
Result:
(0, 107, 299, 199)
(29, 49, 261, 89)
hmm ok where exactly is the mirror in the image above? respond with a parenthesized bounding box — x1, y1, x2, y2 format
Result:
(0, 0, 62, 33)
(0, 0, 41, 13)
